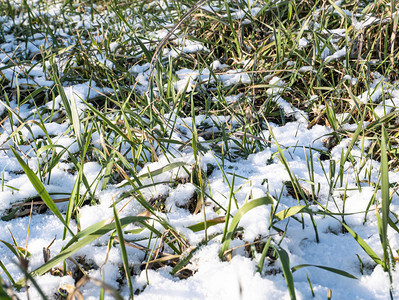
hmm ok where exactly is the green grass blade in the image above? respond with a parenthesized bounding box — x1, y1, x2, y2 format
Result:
(219, 196, 273, 259)
(50, 60, 83, 150)
(340, 222, 383, 266)
(0, 260, 15, 285)
(187, 217, 226, 232)
(14, 216, 148, 289)
(138, 161, 187, 180)
(379, 124, 390, 271)
(291, 264, 357, 279)
(0, 240, 20, 258)
(275, 205, 309, 221)
(269, 244, 296, 300)
(0, 276, 13, 299)
(10, 147, 75, 237)
(336, 110, 366, 187)
(113, 204, 134, 299)
(257, 237, 272, 274)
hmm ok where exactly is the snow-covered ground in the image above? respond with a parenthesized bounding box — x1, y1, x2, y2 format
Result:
(1, 0, 399, 299)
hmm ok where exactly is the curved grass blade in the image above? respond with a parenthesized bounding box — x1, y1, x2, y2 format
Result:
(336, 110, 366, 187)
(50, 61, 83, 150)
(187, 216, 226, 232)
(10, 147, 75, 237)
(0, 260, 15, 285)
(379, 124, 390, 271)
(219, 196, 273, 259)
(340, 222, 383, 266)
(266, 122, 319, 242)
(257, 237, 272, 274)
(0, 276, 13, 299)
(275, 205, 309, 221)
(0, 240, 20, 258)
(113, 204, 134, 299)
(292, 264, 357, 279)
(269, 244, 296, 300)
(14, 216, 149, 289)
(138, 161, 187, 180)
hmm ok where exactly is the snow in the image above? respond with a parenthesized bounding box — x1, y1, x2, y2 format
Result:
(135, 244, 291, 300)
(298, 38, 309, 48)
(46, 81, 112, 114)
(1, 1, 399, 300)
(324, 47, 346, 63)
(173, 68, 251, 93)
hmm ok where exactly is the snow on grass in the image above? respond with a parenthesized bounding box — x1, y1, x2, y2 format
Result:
(1, 0, 399, 299)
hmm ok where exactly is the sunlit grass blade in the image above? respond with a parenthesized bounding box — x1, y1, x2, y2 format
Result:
(14, 216, 149, 289)
(113, 203, 134, 299)
(0, 240, 20, 258)
(257, 236, 272, 274)
(379, 124, 391, 272)
(274, 205, 309, 221)
(0, 261, 15, 285)
(336, 110, 366, 187)
(0, 276, 13, 299)
(219, 196, 273, 259)
(10, 146, 75, 237)
(269, 244, 296, 300)
(50, 59, 84, 150)
(340, 222, 383, 266)
(187, 216, 226, 232)
(138, 161, 187, 180)
(266, 121, 319, 242)
(291, 264, 357, 279)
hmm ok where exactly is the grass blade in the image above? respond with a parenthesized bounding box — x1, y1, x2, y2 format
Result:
(269, 244, 296, 300)
(10, 147, 75, 237)
(113, 203, 134, 299)
(379, 124, 391, 271)
(340, 222, 383, 266)
(14, 216, 148, 289)
(257, 237, 272, 274)
(187, 217, 226, 232)
(291, 264, 357, 279)
(219, 196, 273, 259)
(275, 205, 309, 221)
(138, 161, 187, 180)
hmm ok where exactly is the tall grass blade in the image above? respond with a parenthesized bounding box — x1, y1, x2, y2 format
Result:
(0, 276, 13, 299)
(50, 61, 83, 150)
(113, 204, 134, 299)
(10, 147, 75, 237)
(14, 216, 149, 289)
(275, 205, 309, 221)
(269, 244, 296, 300)
(340, 222, 383, 266)
(257, 237, 272, 274)
(379, 125, 391, 271)
(219, 196, 273, 259)
(0, 260, 15, 285)
(291, 264, 357, 279)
